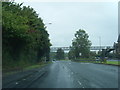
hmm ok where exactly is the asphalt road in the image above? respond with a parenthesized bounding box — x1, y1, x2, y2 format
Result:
(3, 60, 119, 88)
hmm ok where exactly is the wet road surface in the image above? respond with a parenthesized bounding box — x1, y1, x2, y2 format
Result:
(3, 60, 119, 88)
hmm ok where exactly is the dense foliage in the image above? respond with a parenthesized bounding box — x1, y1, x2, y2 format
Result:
(2, 2, 51, 69)
(0, 2, 1, 26)
(50, 52, 56, 60)
(68, 29, 91, 60)
(55, 48, 65, 60)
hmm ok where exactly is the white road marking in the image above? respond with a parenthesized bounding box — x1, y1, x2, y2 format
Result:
(23, 79, 26, 80)
(15, 82, 18, 84)
(78, 81, 81, 85)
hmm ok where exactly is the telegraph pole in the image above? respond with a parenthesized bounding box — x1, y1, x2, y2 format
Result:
(99, 36, 101, 51)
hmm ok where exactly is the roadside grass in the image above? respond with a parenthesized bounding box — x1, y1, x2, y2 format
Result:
(78, 60, 101, 64)
(73, 58, 98, 63)
(2, 70, 19, 76)
(3, 61, 52, 76)
(106, 61, 120, 65)
(58, 59, 70, 61)
(24, 61, 52, 70)
(73, 59, 120, 66)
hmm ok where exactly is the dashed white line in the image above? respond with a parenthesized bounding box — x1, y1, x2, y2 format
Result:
(15, 82, 18, 84)
(23, 79, 26, 80)
(78, 81, 82, 85)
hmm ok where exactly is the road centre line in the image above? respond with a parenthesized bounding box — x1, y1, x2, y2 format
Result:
(15, 82, 18, 84)
(77, 81, 82, 85)
(23, 79, 26, 80)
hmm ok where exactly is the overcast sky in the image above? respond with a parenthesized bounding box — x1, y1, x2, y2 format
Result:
(17, 1, 118, 47)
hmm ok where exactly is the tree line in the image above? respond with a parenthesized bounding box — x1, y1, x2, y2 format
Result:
(68, 29, 92, 60)
(2, 2, 51, 69)
(68, 29, 117, 61)
(50, 29, 92, 61)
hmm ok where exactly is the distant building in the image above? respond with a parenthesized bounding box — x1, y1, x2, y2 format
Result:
(117, 35, 120, 54)
(114, 35, 120, 59)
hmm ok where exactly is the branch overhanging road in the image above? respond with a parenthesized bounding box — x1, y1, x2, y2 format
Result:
(3, 60, 119, 88)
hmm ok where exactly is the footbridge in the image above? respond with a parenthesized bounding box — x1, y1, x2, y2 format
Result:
(50, 46, 113, 52)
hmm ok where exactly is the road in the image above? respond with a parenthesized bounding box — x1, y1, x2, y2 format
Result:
(3, 60, 119, 88)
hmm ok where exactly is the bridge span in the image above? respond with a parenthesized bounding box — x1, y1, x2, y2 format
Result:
(50, 46, 113, 52)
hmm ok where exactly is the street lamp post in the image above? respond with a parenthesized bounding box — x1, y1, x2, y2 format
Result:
(99, 36, 101, 51)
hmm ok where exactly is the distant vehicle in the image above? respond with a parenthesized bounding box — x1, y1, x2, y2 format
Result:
(95, 57, 100, 61)
(96, 59, 99, 61)
(53, 59, 56, 61)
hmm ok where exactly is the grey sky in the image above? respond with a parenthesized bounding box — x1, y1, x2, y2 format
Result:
(20, 2, 118, 47)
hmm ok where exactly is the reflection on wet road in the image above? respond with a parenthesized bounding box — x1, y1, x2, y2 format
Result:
(3, 60, 119, 88)
(29, 60, 119, 88)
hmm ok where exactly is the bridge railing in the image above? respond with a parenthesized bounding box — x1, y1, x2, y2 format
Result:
(50, 46, 113, 52)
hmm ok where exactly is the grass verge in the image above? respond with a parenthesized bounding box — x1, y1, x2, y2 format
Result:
(3, 61, 53, 76)
(73, 59, 120, 66)
(24, 61, 52, 70)
(106, 61, 120, 65)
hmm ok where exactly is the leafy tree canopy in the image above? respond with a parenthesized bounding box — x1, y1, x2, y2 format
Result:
(2, 2, 51, 68)
(56, 48, 65, 60)
(68, 29, 91, 59)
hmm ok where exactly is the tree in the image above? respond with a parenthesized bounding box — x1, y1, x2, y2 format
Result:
(55, 48, 65, 60)
(68, 46, 75, 60)
(89, 51, 97, 59)
(2, 2, 51, 69)
(69, 29, 91, 59)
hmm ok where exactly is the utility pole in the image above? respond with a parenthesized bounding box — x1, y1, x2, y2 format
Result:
(99, 36, 101, 51)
